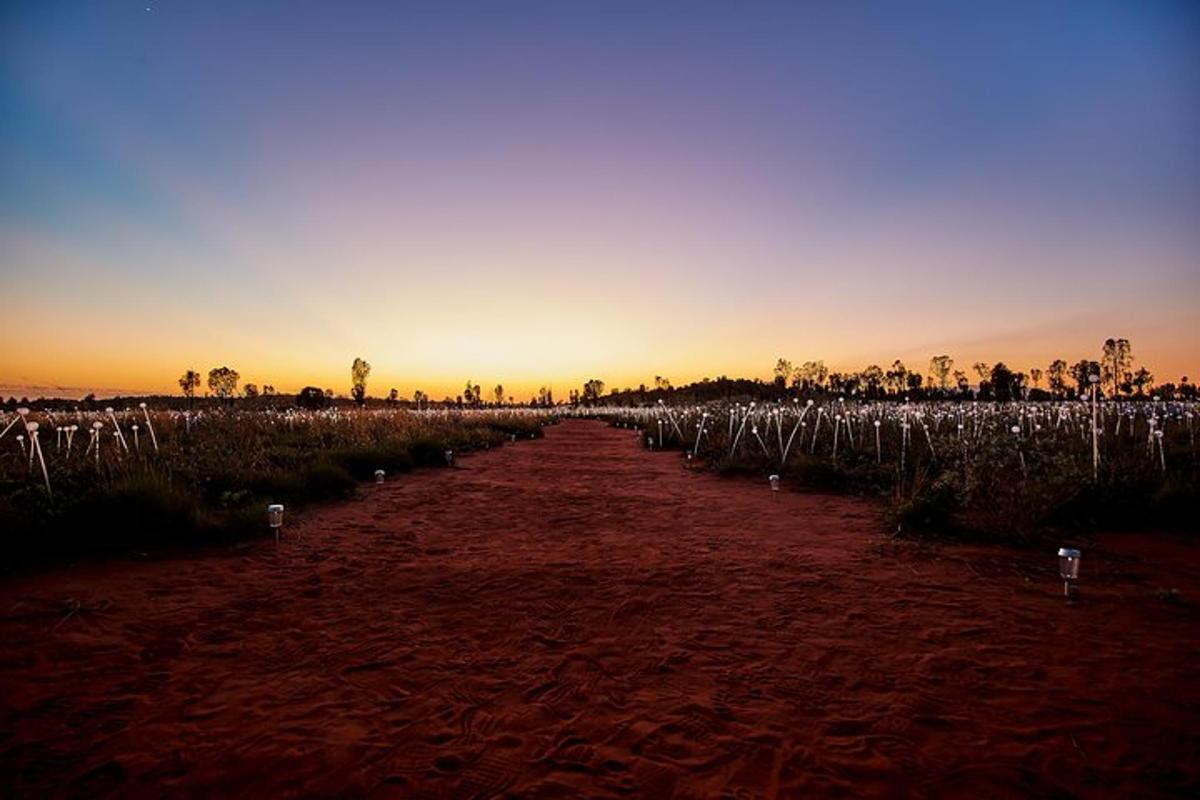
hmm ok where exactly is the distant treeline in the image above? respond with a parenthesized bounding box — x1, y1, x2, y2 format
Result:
(7, 338, 1193, 411)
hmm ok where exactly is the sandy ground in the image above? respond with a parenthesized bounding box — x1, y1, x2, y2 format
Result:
(1, 419, 1198, 798)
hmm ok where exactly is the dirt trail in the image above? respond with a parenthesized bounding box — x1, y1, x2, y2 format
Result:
(1, 419, 1197, 797)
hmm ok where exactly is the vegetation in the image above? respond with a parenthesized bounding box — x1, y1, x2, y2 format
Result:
(351, 357, 371, 406)
(3, 339, 1193, 554)
(0, 406, 553, 563)
(588, 396, 1197, 542)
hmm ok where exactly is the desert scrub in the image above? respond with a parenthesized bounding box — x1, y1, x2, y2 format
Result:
(588, 398, 1198, 543)
(0, 407, 554, 562)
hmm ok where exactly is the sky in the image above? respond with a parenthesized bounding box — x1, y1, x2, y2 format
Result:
(1, 0, 1197, 400)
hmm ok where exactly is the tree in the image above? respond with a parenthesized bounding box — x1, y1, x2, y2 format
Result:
(297, 386, 328, 409)
(262, 385, 276, 397)
(1101, 338, 1132, 398)
(178, 369, 201, 410)
(207, 366, 240, 404)
(797, 361, 827, 390)
(1070, 360, 1102, 395)
(1129, 366, 1153, 396)
(413, 389, 428, 409)
(861, 365, 885, 397)
(351, 357, 371, 406)
(990, 363, 1015, 401)
(1047, 359, 1069, 397)
(538, 386, 554, 406)
(463, 380, 482, 406)
(1029, 368, 1043, 390)
(582, 379, 606, 404)
(493, 384, 505, 405)
(243, 383, 259, 399)
(654, 375, 673, 391)
(929, 355, 954, 392)
(972, 362, 990, 384)
(387, 388, 399, 406)
(953, 370, 969, 394)
(885, 360, 908, 395)
(772, 359, 793, 389)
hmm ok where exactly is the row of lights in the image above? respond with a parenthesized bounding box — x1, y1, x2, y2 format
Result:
(269, 435, 1088, 600)
(267, 448, 464, 542)
(773, 474, 1087, 598)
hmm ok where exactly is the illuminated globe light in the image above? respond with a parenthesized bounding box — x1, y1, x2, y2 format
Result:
(444, 449, 454, 467)
(1058, 548, 1081, 597)
(768, 474, 780, 492)
(375, 469, 385, 484)
(267, 504, 285, 544)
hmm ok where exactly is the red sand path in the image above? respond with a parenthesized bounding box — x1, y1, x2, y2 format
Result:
(1, 419, 1198, 797)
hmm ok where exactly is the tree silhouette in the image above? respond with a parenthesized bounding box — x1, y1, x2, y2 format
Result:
(178, 369, 201, 410)
(861, 365, 885, 397)
(243, 383, 259, 399)
(990, 363, 1015, 401)
(351, 358, 371, 406)
(929, 355, 953, 392)
(207, 367, 240, 404)
(463, 380, 482, 406)
(493, 384, 505, 405)
(297, 386, 327, 409)
(1101, 338, 1132, 398)
(1069, 360, 1101, 395)
(1047, 359, 1069, 397)
(772, 359, 793, 389)
(885, 360, 908, 395)
(1130, 366, 1154, 396)
(797, 361, 827, 391)
(582, 379, 605, 404)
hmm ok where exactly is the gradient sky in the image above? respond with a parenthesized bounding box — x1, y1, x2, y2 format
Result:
(2, 1, 1198, 399)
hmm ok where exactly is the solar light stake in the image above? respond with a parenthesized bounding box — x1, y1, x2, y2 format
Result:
(140, 402, 159, 452)
(375, 469, 385, 484)
(1058, 547, 1081, 597)
(268, 504, 285, 544)
(768, 474, 780, 497)
(444, 449, 454, 467)
(1089, 374, 1100, 480)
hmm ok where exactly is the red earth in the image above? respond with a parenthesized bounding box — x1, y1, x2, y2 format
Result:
(1, 419, 1198, 798)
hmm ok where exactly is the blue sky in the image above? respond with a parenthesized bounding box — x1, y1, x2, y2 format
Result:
(2, 1, 1197, 396)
